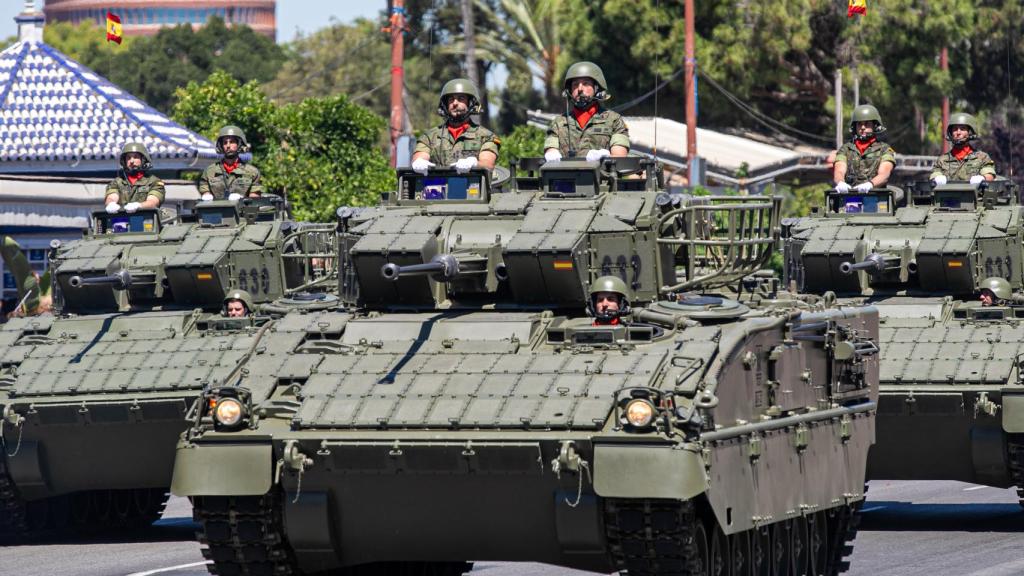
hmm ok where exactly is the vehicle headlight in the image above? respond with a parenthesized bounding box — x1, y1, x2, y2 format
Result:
(624, 398, 656, 428)
(214, 397, 244, 427)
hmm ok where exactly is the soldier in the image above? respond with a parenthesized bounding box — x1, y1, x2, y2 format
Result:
(588, 275, 631, 326)
(412, 78, 500, 175)
(223, 289, 254, 318)
(979, 277, 1012, 307)
(544, 61, 630, 163)
(0, 236, 50, 317)
(833, 104, 896, 194)
(930, 112, 996, 186)
(199, 126, 263, 201)
(104, 142, 164, 214)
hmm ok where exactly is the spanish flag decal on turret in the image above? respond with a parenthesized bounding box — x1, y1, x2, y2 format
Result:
(106, 12, 123, 44)
(847, 0, 867, 17)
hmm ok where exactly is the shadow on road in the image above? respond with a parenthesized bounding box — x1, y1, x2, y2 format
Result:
(861, 501, 1024, 532)
(0, 516, 197, 547)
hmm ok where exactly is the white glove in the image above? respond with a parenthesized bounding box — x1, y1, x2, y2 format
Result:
(969, 175, 985, 185)
(931, 175, 947, 186)
(834, 182, 851, 194)
(585, 148, 610, 162)
(544, 149, 562, 162)
(105, 203, 120, 214)
(854, 182, 873, 193)
(124, 202, 141, 213)
(453, 156, 478, 173)
(228, 193, 243, 202)
(200, 193, 214, 202)
(411, 158, 434, 175)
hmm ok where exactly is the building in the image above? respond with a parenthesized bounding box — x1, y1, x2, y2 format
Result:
(43, 0, 276, 39)
(0, 3, 219, 305)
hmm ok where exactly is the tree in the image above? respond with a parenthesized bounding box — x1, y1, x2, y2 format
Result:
(173, 72, 394, 221)
(496, 125, 546, 166)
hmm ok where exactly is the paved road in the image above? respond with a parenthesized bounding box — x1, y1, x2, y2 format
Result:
(1, 481, 1021, 576)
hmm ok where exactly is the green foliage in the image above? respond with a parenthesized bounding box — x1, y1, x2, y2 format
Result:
(172, 73, 394, 222)
(781, 183, 825, 218)
(496, 125, 546, 166)
(43, 20, 137, 64)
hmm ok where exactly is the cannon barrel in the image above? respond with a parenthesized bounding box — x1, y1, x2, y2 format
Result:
(381, 254, 460, 282)
(839, 253, 890, 275)
(68, 269, 132, 290)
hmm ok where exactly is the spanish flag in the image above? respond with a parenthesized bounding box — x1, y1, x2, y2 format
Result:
(848, 0, 867, 17)
(106, 12, 122, 44)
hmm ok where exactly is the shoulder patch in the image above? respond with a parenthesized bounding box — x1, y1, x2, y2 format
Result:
(492, 137, 501, 145)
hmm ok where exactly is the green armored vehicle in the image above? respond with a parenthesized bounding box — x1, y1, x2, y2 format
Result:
(0, 198, 336, 535)
(175, 159, 880, 575)
(783, 180, 1024, 499)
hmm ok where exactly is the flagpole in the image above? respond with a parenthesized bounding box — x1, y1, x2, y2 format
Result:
(388, 0, 406, 168)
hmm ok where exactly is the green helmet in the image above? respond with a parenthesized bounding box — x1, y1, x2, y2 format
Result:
(849, 104, 886, 139)
(223, 288, 254, 314)
(946, 112, 980, 143)
(980, 277, 1011, 300)
(215, 125, 250, 154)
(437, 78, 482, 119)
(119, 142, 152, 171)
(588, 275, 631, 321)
(563, 61, 610, 104)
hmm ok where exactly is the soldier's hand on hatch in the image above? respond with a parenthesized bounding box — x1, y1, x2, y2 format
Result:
(544, 150, 562, 163)
(854, 182, 873, 193)
(969, 175, 985, 185)
(411, 158, 434, 175)
(228, 193, 243, 202)
(585, 148, 610, 162)
(105, 203, 120, 214)
(834, 181, 851, 194)
(931, 175, 947, 186)
(453, 157, 478, 174)
(200, 193, 214, 202)
(124, 202, 141, 213)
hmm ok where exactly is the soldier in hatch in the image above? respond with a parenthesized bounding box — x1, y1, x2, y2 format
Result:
(544, 61, 630, 163)
(832, 104, 896, 194)
(930, 112, 997, 186)
(978, 277, 1016, 307)
(223, 289, 253, 318)
(104, 142, 165, 214)
(412, 78, 500, 175)
(588, 276, 631, 326)
(199, 125, 263, 201)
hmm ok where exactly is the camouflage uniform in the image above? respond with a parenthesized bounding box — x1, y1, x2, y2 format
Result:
(1, 236, 39, 313)
(930, 150, 996, 181)
(544, 110, 630, 157)
(834, 141, 896, 185)
(414, 123, 501, 167)
(198, 162, 264, 199)
(105, 174, 166, 206)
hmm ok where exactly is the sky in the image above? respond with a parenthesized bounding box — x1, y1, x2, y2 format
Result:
(0, 2, 384, 43)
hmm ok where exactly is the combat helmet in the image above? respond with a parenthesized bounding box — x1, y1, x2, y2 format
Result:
(587, 275, 631, 321)
(118, 142, 152, 172)
(563, 61, 610, 105)
(945, 112, 980, 145)
(849, 104, 887, 140)
(436, 78, 482, 120)
(215, 125, 250, 155)
(223, 288, 254, 315)
(980, 277, 1011, 301)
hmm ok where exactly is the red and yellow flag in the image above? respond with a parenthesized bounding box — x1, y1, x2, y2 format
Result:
(106, 12, 122, 44)
(848, 0, 867, 17)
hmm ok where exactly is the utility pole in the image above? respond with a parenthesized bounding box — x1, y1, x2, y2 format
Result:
(461, 0, 479, 89)
(940, 47, 950, 153)
(834, 69, 843, 149)
(388, 0, 406, 168)
(684, 0, 697, 182)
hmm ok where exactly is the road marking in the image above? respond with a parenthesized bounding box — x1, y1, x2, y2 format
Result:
(963, 485, 988, 491)
(126, 561, 211, 576)
(860, 506, 887, 512)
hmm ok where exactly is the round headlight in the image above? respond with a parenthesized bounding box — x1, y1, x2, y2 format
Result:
(625, 399, 656, 427)
(214, 398, 244, 427)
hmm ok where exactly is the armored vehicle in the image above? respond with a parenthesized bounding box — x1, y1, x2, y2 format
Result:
(0, 198, 336, 536)
(175, 159, 880, 576)
(783, 180, 1024, 501)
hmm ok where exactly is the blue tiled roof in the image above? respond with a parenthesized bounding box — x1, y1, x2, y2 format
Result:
(0, 38, 218, 172)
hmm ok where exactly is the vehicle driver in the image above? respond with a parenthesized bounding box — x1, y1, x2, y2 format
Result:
(412, 78, 500, 175)
(979, 277, 1012, 307)
(223, 289, 254, 318)
(104, 142, 164, 214)
(199, 125, 263, 201)
(544, 61, 630, 163)
(588, 275, 631, 326)
(930, 112, 997, 186)
(833, 104, 896, 194)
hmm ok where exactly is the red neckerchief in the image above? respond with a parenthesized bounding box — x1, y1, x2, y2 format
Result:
(447, 121, 469, 141)
(593, 316, 620, 326)
(222, 159, 241, 173)
(126, 172, 144, 185)
(854, 137, 876, 155)
(952, 144, 973, 161)
(572, 103, 599, 129)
